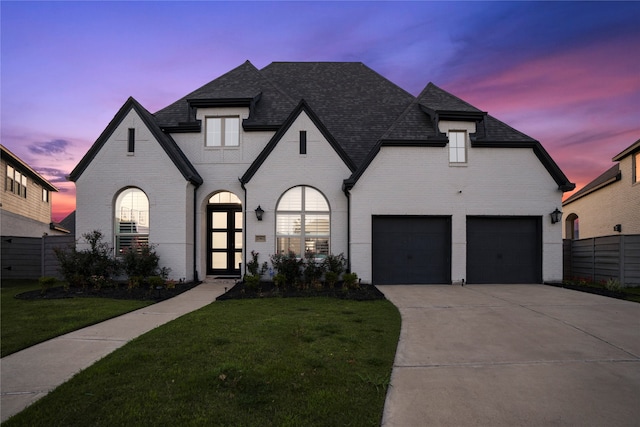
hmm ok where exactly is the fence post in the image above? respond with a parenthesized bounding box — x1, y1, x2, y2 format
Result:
(619, 235, 625, 286)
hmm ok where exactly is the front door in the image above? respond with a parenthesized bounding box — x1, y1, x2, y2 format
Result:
(207, 204, 242, 276)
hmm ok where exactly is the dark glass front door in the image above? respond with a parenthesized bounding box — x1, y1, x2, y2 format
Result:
(207, 204, 242, 276)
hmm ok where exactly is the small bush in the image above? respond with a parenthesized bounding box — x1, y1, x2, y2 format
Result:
(244, 274, 261, 291)
(148, 276, 165, 290)
(54, 230, 120, 287)
(270, 252, 303, 288)
(303, 253, 324, 287)
(343, 272, 359, 290)
(247, 251, 268, 277)
(38, 276, 58, 294)
(605, 278, 622, 291)
(121, 244, 160, 279)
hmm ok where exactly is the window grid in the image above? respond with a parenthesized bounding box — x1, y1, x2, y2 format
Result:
(5, 164, 27, 198)
(449, 131, 467, 163)
(276, 186, 330, 257)
(115, 188, 150, 254)
(205, 117, 240, 147)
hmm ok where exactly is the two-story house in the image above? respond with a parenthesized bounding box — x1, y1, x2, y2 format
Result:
(69, 61, 574, 284)
(1, 144, 63, 237)
(563, 139, 640, 239)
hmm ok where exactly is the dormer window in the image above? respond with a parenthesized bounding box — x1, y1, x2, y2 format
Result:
(206, 117, 239, 147)
(448, 131, 467, 163)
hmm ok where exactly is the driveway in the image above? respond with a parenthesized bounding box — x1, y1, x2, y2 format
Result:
(377, 284, 640, 426)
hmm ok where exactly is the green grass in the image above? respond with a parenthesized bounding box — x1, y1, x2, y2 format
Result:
(4, 297, 401, 427)
(1, 280, 153, 357)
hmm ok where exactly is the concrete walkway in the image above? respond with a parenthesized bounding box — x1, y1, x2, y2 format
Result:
(1, 279, 230, 422)
(378, 284, 640, 427)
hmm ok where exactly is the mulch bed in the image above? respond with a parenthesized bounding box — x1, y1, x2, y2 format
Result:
(216, 281, 386, 301)
(545, 282, 627, 300)
(15, 281, 202, 302)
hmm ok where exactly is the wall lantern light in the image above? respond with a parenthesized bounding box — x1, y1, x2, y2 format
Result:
(255, 205, 264, 221)
(613, 224, 622, 232)
(550, 208, 562, 224)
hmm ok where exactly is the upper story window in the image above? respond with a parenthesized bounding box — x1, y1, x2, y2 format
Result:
(42, 188, 49, 203)
(448, 131, 467, 163)
(206, 117, 239, 147)
(634, 152, 639, 184)
(5, 164, 27, 198)
(276, 186, 330, 257)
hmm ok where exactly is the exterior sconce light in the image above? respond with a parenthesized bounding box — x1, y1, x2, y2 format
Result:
(613, 224, 622, 232)
(550, 208, 562, 224)
(255, 205, 264, 221)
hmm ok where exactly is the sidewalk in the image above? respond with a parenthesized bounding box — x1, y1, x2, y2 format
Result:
(1, 279, 230, 422)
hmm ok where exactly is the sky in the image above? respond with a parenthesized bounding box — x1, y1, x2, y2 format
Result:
(2, 1, 639, 222)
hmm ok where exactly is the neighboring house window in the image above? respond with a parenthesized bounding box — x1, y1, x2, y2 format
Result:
(276, 186, 330, 257)
(128, 128, 135, 153)
(300, 131, 307, 155)
(205, 117, 240, 147)
(565, 213, 579, 240)
(5, 164, 27, 198)
(448, 131, 466, 163)
(634, 152, 640, 183)
(115, 187, 149, 254)
(6, 165, 14, 192)
(42, 188, 49, 203)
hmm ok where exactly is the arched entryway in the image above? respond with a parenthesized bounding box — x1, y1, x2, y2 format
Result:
(565, 213, 579, 240)
(206, 191, 242, 276)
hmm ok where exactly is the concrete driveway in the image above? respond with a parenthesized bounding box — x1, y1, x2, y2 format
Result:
(377, 284, 640, 427)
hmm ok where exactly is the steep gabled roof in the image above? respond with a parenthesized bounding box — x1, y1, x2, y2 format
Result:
(240, 100, 356, 184)
(68, 97, 202, 185)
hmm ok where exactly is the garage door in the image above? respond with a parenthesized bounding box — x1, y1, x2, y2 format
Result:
(372, 216, 451, 285)
(467, 216, 542, 284)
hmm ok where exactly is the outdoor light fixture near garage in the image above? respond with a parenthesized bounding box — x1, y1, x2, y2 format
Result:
(255, 205, 264, 221)
(550, 207, 563, 224)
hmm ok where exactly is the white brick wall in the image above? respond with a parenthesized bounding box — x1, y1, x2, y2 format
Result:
(75, 109, 195, 280)
(563, 154, 640, 238)
(349, 140, 564, 283)
(244, 111, 351, 268)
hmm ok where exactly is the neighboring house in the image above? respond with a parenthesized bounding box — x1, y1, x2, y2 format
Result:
(69, 61, 574, 284)
(1, 144, 66, 237)
(562, 139, 640, 239)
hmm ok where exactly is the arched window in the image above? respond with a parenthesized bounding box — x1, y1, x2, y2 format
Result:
(565, 213, 579, 240)
(276, 186, 330, 257)
(115, 188, 149, 253)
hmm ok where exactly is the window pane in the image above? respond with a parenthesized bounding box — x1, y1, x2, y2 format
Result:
(234, 252, 242, 270)
(225, 117, 239, 146)
(277, 237, 301, 257)
(212, 253, 227, 269)
(305, 187, 329, 211)
(305, 238, 329, 256)
(235, 232, 242, 249)
(206, 118, 222, 146)
(278, 187, 302, 210)
(235, 211, 243, 228)
(635, 153, 640, 183)
(305, 215, 330, 235)
(212, 232, 227, 249)
(277, 214, 302, 235)
(212, 212, 227, 228)
(209, 191, 241, 204)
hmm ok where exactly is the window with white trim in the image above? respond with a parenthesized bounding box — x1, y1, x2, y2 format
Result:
(115, 187, 149, 254)
(5, 164, 27, 198)
(634, 151, 639, 184)
(276, 186, 330, 257)
(448, 130, 467, 163)
(205, 117, 240, 147)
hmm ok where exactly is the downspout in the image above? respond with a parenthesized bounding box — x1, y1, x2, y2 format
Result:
(239, 177, 247, 277)
(193, 184, 199, 282)
(342, 182, 352, 273)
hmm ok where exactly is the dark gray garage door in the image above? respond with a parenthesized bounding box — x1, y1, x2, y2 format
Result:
(467, 216, 542, 284)
(372, 216, 451, 285)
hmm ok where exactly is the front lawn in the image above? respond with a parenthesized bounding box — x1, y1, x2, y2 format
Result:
(3, 297, 401, 427)
(1, 280, 153, 357)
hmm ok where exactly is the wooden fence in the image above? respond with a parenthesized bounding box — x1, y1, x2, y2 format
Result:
(1, 235, 75, 280)
(563, 235, 640, 287)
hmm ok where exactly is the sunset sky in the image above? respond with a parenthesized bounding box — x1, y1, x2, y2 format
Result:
(2, 1, 639, 221)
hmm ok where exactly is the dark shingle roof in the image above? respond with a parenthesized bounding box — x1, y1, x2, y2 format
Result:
(69, 97, 202, 185)
(563, 164, 621, 205)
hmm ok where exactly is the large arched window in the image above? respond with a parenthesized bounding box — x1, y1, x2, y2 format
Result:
(115, 187, 149, 253)
(276, 186, 330, 257)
